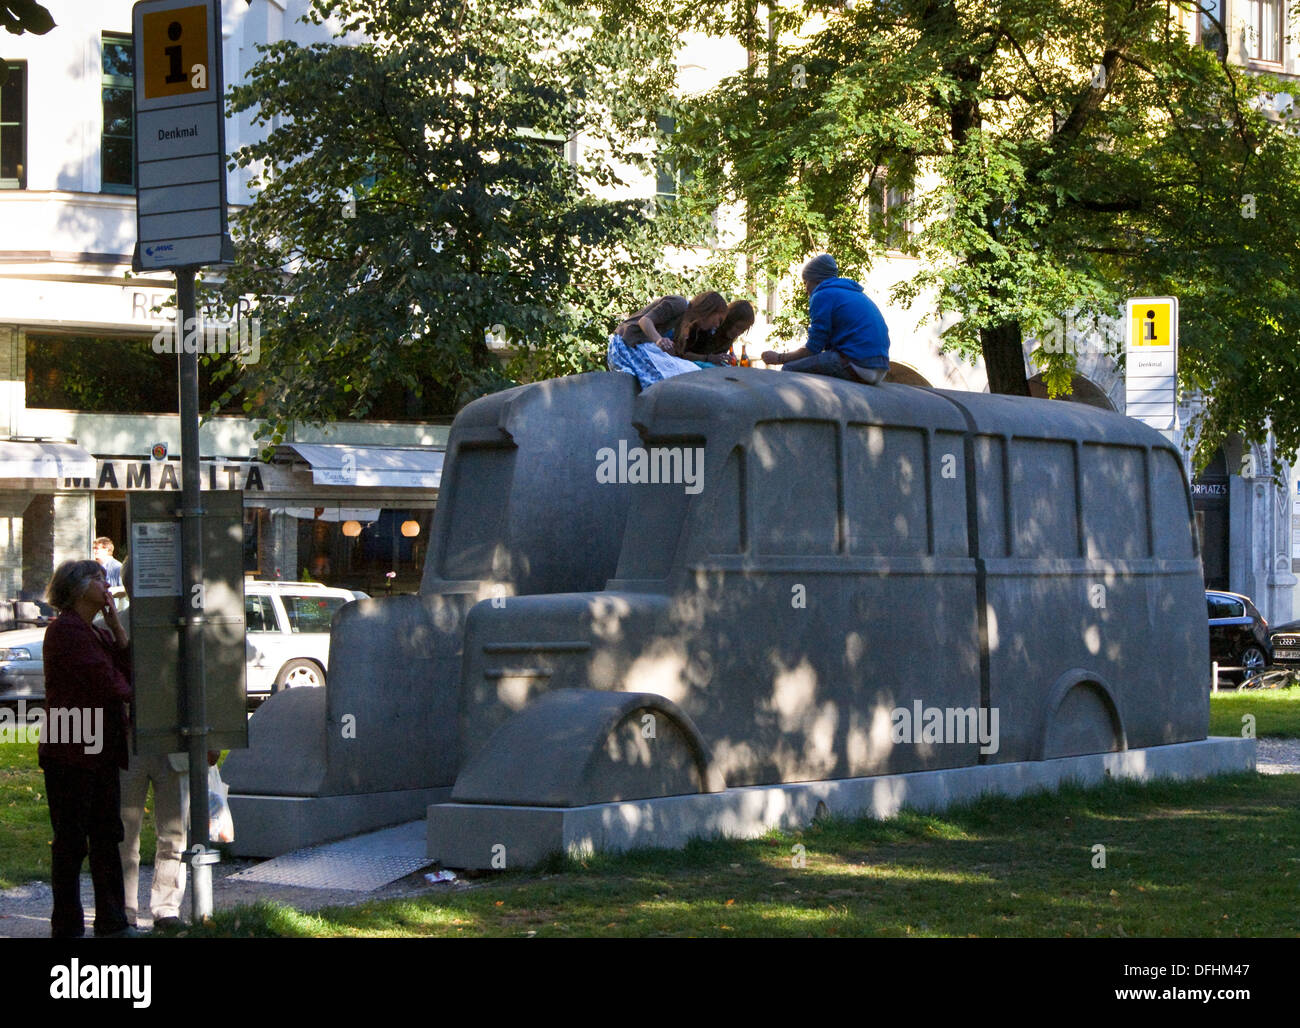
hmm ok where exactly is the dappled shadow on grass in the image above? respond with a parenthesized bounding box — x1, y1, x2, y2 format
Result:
(183, 773, 1300, 938)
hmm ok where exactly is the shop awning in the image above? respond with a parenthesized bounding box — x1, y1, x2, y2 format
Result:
(276, 444, 443, 488)
(0, 441, 98, 482)
(273, 507, 382, 523)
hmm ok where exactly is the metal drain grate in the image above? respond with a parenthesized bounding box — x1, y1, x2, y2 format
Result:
(229, 821, 433, 892)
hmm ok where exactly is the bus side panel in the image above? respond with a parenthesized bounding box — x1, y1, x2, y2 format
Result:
(661, 567, 980, 786)
(984, 564, 1208, 761)
(458, 564, 983, 788)
(1121, 568, 1209, 747)
(983, 565, 1113, 762)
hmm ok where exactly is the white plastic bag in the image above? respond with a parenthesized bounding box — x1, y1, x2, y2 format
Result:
(208, 764, 234, 844)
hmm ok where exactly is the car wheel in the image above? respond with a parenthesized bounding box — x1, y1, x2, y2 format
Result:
(273, 659, 324, 693)
(1237, 645, 1268, 681)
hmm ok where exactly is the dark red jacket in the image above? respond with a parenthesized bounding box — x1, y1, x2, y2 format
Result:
(38, 613, 132, 771)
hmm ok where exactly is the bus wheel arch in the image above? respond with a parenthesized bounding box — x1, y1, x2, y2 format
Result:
(1038, 670, 1126, 760)
(450, 689, 727, 807)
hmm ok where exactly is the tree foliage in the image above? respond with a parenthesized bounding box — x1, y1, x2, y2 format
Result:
(1, 0, 53, 87)
(601, 0, 1300, 462)
(214, 0, 712, 441)
(0, 0, 52, 35)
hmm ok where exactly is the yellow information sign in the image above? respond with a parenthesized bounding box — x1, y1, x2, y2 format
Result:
(140, 4, 209, 100)
(1126, 297, 1177, 350)
(1124, 295, 1178, 432)
(132, 0, 228, 270)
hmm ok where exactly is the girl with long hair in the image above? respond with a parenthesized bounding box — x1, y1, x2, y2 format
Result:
(609, 290, 729, 386)
(679, 300, 755, 362)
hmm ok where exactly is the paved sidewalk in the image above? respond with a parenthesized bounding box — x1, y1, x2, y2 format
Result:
(0, 821, 466, 939)
(227, 820, 432, 891)
(1255, 738, 1300, 775)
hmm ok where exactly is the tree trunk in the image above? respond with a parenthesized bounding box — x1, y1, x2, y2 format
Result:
(980, 321, 1031, 396)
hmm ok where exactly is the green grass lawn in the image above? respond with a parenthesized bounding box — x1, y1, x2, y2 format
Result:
(0, 737, 156, 890)
(185, 774, 1300, 938)
(1208, 684, 1300, 738)
(4, 687, 1298, 936)
(0, 741, 54, 890)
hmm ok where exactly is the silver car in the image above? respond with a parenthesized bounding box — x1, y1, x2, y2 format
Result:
(0, 588, 130, 705)
(0, 630, 46, 704)
(0, 582, 363, 704)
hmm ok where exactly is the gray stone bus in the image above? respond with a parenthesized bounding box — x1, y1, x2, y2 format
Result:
(225, 368, 1211, 857)
(435, 369, 1206, 800)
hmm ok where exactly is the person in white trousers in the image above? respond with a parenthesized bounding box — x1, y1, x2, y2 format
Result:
(112, 554, 188, 930)
(119, 752, 188, 929)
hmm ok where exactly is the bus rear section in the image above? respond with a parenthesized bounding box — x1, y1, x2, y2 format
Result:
(450, 371, 1208, 802)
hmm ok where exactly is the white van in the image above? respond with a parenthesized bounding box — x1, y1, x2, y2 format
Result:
(244, 580, 362, 695)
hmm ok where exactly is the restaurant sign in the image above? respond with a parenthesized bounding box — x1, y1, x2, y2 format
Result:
(60, 459, 266, 492)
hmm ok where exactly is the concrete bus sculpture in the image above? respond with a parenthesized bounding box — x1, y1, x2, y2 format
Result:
(224, 369, 1250, 864)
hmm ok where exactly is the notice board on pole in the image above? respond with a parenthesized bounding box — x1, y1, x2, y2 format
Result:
(127, 491, 248, 755)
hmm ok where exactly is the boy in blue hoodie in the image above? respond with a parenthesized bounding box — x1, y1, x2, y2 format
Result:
(761, 254, 890, 384)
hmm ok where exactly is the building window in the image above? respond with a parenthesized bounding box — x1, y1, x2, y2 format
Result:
(25, 333, 244, 414)
(0, 62, 25, 189)
(102, 34, 134, 192)
(1198, 0, 1225, 53)
(515, 126, 567, 160)
(1247, 0, 1284, 63)
(653, 114, 714, 243)
(246, 507, 432, 595)
(868, 166, 913, 252)
(654, 114, 703, 208)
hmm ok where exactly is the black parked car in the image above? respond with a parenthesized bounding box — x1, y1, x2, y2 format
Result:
(1207, 590, 1271, 682)
(1267, 616, 1300, 670)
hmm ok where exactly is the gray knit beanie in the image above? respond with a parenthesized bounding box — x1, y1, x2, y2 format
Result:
(802, 253, 838, 288)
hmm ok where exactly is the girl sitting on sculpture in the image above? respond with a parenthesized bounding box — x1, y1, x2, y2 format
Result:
(609, 293, 754, 386)
(677, 300, 755, 364)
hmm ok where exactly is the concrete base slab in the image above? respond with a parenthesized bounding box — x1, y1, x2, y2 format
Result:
(427, 738, 1254, 869)
(232, 787, 453, 858)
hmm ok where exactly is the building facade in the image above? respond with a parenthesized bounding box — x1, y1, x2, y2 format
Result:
(0, 0, 443, 600)
(3, 0, 1295, 619)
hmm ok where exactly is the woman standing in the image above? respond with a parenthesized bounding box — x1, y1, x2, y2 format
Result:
(40, 559, 133, 938)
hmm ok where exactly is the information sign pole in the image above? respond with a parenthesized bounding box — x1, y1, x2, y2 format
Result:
(1124, 296, 1179, 447)
(132, 0, 231, 921)
(176, 267, 218, 919)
